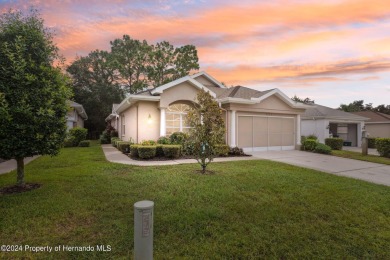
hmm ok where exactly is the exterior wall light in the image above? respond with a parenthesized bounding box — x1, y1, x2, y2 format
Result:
(147, 114, 152, 124)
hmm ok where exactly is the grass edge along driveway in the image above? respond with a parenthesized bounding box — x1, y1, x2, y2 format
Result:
(0, 143, 389, 259)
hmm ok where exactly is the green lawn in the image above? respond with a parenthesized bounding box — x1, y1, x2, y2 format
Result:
(332, 150, 390, 165)
(1, 143, 389, 259)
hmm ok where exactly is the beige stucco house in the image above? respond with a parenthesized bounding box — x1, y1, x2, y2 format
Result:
(66, 101, 88, 130)
(351, 111, 390, 138)
(106, 71, 307, 152)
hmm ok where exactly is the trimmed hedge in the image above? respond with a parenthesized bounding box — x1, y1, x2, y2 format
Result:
(314, 143, 331, 154)
(130, 145, 139, 158)
(215, 144, 230, 157)
(78, 140, 90, 147)
(368, 138, 377, 149)
(163, 145, 181, 159)
(156, 145, 164, 157)
(117, 141, 131, 153)
(325, 138, 343, 150)
(138, 146, 156, 159)
(375, 138, 390, 158)
(69, 127, 88, 146)
(301, 139, 317, 151)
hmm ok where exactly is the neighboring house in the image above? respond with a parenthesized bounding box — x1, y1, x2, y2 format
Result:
(66, 101, 88, 130)
(351, 111, 390, 138)
(107, 71, 307, 152)
(301, 104, 368, 147)
(105, 104, 120, 130)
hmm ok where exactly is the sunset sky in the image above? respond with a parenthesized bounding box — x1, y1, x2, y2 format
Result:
(1, 0, 390, 108)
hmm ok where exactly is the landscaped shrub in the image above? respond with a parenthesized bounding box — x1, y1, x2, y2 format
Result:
(100, 130, 111, 144)
(306, 134, 318, 140)
(111, 137, 120, 146)
(301, 139, 317, 151)
(111, 130, 118, 138)
(229, 147, 245, 156)
(215, 144, 230, 157)
(130, 145, 139, 158)
(375, 138, 390, 158)
(156, 145, 164, 157)
(69, 127, 88, 146)
(325, 138, 343, 150)
(169, 132, 188, 145)
(117, 141, 131, 153)
(163, 145, 181, 159)
(368, 138, 377, 148)
(63, 136, 75, 148)
(182, 140, 194, 156)
(157, 136, 170, 144)
(138, 146, 156, 159)
(314, 143, 331, 154)
(78, 140, 90, 147)
(141, 140, 157, 146)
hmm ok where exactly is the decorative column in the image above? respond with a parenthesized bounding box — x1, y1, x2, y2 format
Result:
(230, 110, 236, 147)
(296, 114, 301, 145)
(160, 108, 166, 137)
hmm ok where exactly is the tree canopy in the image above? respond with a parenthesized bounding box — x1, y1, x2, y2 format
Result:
(67, 35, 199, 137)
(291, 95, 315, 104)
(0, 10, 72, 186)
(338, 100, 390, 114)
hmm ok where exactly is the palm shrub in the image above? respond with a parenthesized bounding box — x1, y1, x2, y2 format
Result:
(325, 138, 343, 150)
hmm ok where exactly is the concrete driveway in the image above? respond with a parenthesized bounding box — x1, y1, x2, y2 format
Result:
(249, 150, 390, 187)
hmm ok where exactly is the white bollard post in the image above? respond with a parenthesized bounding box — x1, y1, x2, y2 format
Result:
(134, 200, 154, 260)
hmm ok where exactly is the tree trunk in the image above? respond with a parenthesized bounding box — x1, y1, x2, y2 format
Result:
(202, 164, 206, 174)
(16, 157, 25, 187)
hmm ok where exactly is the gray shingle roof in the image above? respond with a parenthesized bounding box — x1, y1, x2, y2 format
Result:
(302, 104, 368, 120)
(351, 111, 390, 122)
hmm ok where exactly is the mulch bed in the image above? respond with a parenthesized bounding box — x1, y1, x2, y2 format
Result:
(126, 154, 251, 161)
(0, 183, 41, 195)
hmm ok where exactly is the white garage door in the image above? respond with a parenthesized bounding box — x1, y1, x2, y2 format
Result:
(237, 115, 295, 152)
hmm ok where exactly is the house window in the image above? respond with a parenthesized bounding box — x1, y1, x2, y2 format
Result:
(166, 104, 191, 136)
(121, 115, 125, 136)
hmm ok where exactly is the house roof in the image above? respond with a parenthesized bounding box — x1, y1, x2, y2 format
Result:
(302, 104, 368, 121)
(351, 111, 390, 123)
(68, 100, 88, 120)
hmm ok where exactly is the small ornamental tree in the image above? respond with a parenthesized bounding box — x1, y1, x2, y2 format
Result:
(187, 89, 225, 173)
(0, 10, 72, 187)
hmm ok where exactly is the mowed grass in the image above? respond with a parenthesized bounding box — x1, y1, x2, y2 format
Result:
(332, 150, 390, 165)
(0, 142, 389, 259)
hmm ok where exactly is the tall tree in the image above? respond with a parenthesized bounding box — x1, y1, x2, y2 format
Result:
(147, 41, 199, 87)
(186, 89, 225, 174)
(373, 104, 390, 114)
(338, 100, 373, 112)
(110, 35, 150, 94)
(291, 95, 315, 104)
(67, 50, 124, 138)
(0, 10, 72, 186)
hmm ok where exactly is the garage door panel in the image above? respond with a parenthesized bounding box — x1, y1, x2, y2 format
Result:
(238, 117, 253, 147)
(269, 133, 282, 146)
(282, 118, 294, 132)
(253, 117, 268, 132)
(268, 117, 282, 133)
(282, 133, 294, 146)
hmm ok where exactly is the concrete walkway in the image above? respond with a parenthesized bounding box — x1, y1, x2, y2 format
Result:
(342, 146, 379, 155)
(0, 156, 40, 175)
(249, 150, 390, 186)
(101, 145, 255, 166)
